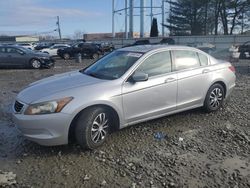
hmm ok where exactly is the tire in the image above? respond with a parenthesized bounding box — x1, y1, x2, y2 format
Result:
(204, 83, 225, 112)
(30, 59, 41, 69)
(75, 107, 112, 149)
(239, 52, 246, 59)
(92, 53, 99, 60)
(63, 53, 70, 60)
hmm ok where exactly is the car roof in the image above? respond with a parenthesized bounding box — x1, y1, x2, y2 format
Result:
(118, 45, 201, 53)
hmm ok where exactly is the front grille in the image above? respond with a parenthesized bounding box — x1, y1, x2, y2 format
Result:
(14, 101, 24, 113)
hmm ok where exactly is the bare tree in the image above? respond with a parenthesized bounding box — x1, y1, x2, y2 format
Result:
(73, 30, 85, 40)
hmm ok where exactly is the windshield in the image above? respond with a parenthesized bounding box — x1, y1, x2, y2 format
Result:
(83, 51, 143, 80)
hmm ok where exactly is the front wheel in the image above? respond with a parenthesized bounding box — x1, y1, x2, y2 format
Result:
(75, 107, 111, 149)
(204, 84, 225, 112)
(30, 59, 41, 69)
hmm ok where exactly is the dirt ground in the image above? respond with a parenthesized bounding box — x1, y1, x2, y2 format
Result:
(0, 57, 249, 188)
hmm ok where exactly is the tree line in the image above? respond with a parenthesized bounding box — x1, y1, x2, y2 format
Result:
(163, 0, 250, 35)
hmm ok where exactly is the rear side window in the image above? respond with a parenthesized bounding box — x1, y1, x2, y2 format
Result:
(173, 50, 200, 71)
(6, 47, 22, 54)
(198, 53, 208, 66)
(136, 51, 172, 77)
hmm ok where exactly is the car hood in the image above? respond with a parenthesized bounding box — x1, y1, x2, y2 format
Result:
(17, 71, 104, 104)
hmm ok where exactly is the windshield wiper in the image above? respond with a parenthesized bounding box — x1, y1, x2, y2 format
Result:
(84, 72, 100, 79)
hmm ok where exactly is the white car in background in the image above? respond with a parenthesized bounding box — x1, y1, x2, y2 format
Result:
(229, 44, 240, 59)
(17, 43, 35, 50)
(41, 44, 71, 56)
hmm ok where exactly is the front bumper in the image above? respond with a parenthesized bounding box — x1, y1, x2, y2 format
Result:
(12, 112, 73, 146)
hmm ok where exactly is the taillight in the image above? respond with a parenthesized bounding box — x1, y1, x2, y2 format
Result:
(229, 65, 235, 73)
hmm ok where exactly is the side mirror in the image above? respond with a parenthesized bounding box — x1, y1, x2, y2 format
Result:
(131, 71, 148, 82)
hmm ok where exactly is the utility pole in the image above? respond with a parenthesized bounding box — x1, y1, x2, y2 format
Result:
(150, 0, 153, 25)
(162, 0, 165, 37)
(129, 0, 134, 38)
(140, 0, 145, 38)
(125, 0, 128, 39)
(112, 0, 115, 38)
(56, 16, 62, 40)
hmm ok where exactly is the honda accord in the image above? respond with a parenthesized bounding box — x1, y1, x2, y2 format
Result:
(12, 45, 236, 149)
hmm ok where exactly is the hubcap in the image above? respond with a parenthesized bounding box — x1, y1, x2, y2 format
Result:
(91, 113, 109, 143)
(209, 88, 223, 108)
(32, 60, 40, 68)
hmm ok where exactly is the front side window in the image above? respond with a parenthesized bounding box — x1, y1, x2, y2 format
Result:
(83, 51, 143, 80)
(6, 48, 20, 54)
(136, 51, 172, 77)
(173, 50, 200, 71)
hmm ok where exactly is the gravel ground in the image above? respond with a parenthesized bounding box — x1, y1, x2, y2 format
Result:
(0, 57, 249, 188)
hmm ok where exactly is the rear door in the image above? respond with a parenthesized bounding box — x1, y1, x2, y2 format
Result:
(172, 50, 212, 109)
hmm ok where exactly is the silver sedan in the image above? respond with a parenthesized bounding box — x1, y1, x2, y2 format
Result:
(12, 45, 236, 149)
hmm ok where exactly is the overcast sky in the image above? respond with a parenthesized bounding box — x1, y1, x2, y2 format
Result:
(0, 0, 166, 38)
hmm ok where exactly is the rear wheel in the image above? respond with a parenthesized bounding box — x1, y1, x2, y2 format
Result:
(204, 84, 225, 112)
(92, 53, 99, 60)
(75, 107, 111, 149)
(30, 59, 41, 69)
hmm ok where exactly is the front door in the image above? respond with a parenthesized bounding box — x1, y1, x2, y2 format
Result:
(122, 51, 177, 124)
(5, 47, 27, 68)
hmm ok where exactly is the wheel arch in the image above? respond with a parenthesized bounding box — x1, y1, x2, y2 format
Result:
(210, 80, 227, 97)
(68, 104, 120, 143)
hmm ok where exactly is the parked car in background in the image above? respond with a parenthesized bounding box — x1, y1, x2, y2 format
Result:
(12, 45, 235, 149)
(16, 43, 34, 50)
(35, 42, 55, 51)
(238, 41, 250, 59)
(159, 37, 175, 45)
(229, 41, 250, 59)
(229, 44, 240, 59)
(123, 39, 150, 47)
(95, 42, 115, 54)
(123, 38, 175, 48)
(57, 42, 102, 60)
(40, 44, 71, 56)
(187, 42, 216, 53)
(100, 42, 115, 52)
(0, 45, 54, 69)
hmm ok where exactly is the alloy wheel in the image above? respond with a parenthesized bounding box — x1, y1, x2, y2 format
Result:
(32, 60, 41, 68)
(209, 88, 223, 108)
(91, 113, 109, 143)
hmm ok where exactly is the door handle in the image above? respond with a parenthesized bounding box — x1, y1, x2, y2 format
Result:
(165, 77, 176, 83)
(202, 69, 210, 74)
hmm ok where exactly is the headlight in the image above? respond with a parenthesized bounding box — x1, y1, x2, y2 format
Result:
(24, 97, 73, 115)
